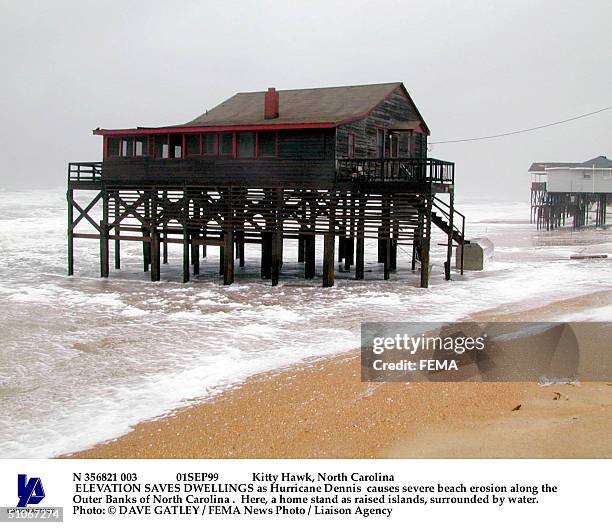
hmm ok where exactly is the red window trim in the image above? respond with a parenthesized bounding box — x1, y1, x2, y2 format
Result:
(95, 122, 334, 137)
(105, 130, 280, 160)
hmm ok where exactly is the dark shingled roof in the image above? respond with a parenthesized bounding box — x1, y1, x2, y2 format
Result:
(182, 82, 408, 127)
(529, 156, 612, 172)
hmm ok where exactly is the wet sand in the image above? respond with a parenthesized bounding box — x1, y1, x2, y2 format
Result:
(67, 290, 612, 459)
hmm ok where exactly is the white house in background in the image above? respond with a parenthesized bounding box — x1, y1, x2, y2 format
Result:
(528, 155, 612, 193)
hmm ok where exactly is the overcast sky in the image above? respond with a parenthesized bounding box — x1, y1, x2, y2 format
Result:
(0, 0, 610, 199)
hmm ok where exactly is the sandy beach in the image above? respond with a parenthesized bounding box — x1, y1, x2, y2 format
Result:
(67, 289, 612, 459)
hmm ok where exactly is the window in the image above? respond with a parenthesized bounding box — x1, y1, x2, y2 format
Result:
(237, 132, 256, 158)
(390, 133, 399, 158)
(107, 137, 120, 157)
(121, 137, 134, 157)
(376, 129, 385, 158)
(156, 136, 169, 159)
(347, 133, 355, 158)
(169, 135, 182, 158)
(134, 136, 147, 157)
(258, 132, 277, 157)
(203, 133, 217, 155)
(219, 133, 233, 156)
(185, 134, 200, 156)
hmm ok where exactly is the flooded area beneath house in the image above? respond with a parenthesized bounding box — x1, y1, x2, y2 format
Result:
(0, 188, 610, 457)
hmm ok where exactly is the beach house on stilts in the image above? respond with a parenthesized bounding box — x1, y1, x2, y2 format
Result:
(67, 82, 467, 287)
(529, 155, 612, 230)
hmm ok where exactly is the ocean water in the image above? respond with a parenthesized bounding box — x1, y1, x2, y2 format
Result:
(0, 188, 610, 458)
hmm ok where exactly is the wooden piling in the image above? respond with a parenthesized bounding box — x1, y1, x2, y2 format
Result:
(162, 191, 168, 264)
(151, 231, 160, 281)
(444, 191, 454, 280)
(271, 232, 281, 286)
(323, 233, 335, 287)
(271, 190, 283, 286)
(223, 228, 234, 285)
(67, 189, 74, 276)
(261, 232, 272, 279)
(114, 192, 121, 270)
(100, 193, 109, 278)
(344, 237, 354, 271)
(323, 194, 336, 287)
(191, 232, 199, 275)
(182, 226, 190, 283)
(305, 233, 316, 279)
(355, 195, 365, 280)
(298, 234, 305, 262)
(420, 194, 432, 288)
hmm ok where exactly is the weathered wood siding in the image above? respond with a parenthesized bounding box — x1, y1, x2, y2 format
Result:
(101, 158, 336, 189)
(335, 86, 427, 159)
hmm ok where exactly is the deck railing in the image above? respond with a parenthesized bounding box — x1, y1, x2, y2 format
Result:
(336, 157, 454, 185)
(68, 162, 102, 182)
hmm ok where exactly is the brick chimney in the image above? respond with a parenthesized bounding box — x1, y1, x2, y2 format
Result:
(264, 87, 279, 119)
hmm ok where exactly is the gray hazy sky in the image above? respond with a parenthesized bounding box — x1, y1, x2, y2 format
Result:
(1, 0, 610, 199)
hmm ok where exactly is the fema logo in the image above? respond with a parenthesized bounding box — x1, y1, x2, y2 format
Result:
(0, 473, 61, 522)
(17, 474, 45, 508)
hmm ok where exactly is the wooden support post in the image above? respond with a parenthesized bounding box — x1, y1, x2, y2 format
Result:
(298, 234, 305, 262)
(338, 235, 345, 262)
(355, 237, 364, 279)
(377, 228, 385, 263)
(390, 200, 398, 273)
(191, 200, 200, 275)
(305, 233, 316, 279)
(383, 240, 390, 280)
(445, 192, 454, 281)
(355, 195, 365, 280)
(201, 226, 207, 258)
(219, 236, 224, 276)
(239, 237, 245, 267)
(271, 190, 283, 286)
(67, 188, 74, 276)
(261, 232, 272, 279)
(223, 228, 234, 285)
(420, 241, 430, 288)
(191, 232, 199, 275)
(150, 191, 160, 281)
(420, 194, 432, 288)
(182, 191, 190, 283)
(162, 191, 168, 264)
(182, 226, 190, 283)
(151, 231, 160, 281)
(344, 237, 354, 271)
(411, 236, 417, 271)
(114, 192, 120, 270)
(323, 194, 336, 287)
(100, 192, 109, 278)
(323, 233, 335, 287)
(382, 195, 390, 280)
(142, 198, 151, 272)
(390, 240, 397, 272)
(271, 231, 281, 286)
